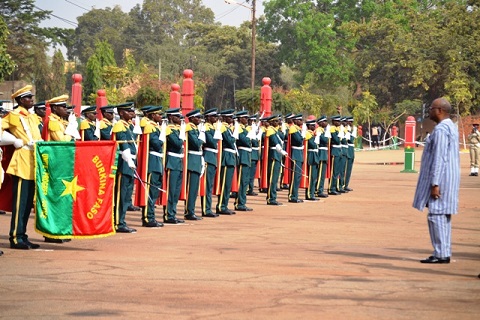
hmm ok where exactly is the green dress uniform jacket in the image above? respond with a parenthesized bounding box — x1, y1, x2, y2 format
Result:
(99, 119, 113, 140)
(288, 125, 304, 201)
(80, 119, 98, 141)
(316, 127, 329, 195)
(235, 124, 252, 209)
(164, 124, 184, 220)
(201, 122, 219, 215)
(217, 123, 237, 212)
(344, 128, 355, 189)
(267, 126, 283, 204)
(306, 130, 319, 199)
(185, 122, 204, 217)
(247, 126, 259, 194)
(328, 126, 342, 193)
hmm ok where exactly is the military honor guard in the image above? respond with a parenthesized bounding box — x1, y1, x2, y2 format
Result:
(304, 119, 320, 200)
(315, 116, 330, 198)
(112, 102, 138, 233)
(1, 85, 43, 249)
(200, 108, 220, 218)
(266, 115, 287, 205)
(214, 109, 237, 215)
(344, 117, 355, 191)
(79, 106, 99, 141)
(99, 106, 115, 140)
(287, 114, 305, 203)
(247, 114, 259, 196)
(46, 95, 74, 142)
(234, 110, 253, 211)
(184, 109, 205, 220)
(33, 101, 46, 133)
(467, 123, 480, 176)
(163, 108, 185, 224)
(328, 115, 342, 195)
(138, 106, 164, 227)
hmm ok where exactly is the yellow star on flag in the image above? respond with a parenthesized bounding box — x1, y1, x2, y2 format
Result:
(61, 176, 85, 201)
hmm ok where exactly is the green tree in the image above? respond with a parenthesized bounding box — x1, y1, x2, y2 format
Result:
(0, 16, 15, 82)
(49, 50, 66, 96)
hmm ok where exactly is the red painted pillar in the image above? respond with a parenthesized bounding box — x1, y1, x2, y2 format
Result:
(181, 69, 194, 117)
(170, 83, 181, 109)
(404, 116, 416, 148)
(95, 89, 108, 119)
(260, 77, 272, 117)
(71, 74, 83, 116)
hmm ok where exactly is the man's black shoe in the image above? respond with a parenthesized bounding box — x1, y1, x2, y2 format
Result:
(127, 205, 141, 211)
(259, 189, 267, 193)
(267, 201, 282, 206)
(0, 250, 3, 256)
(420, 256, 450, 264)
(116, 226, 137, 233)
(216, 209, 236, 215)
(317, 193, 328, 198)
(142, 220, 164, 227)
(44, 237, 70, 243)
(10, 242, 30, 250)
(202, 213, 219, 218)
(338, 189, 347, 193)
(25, 240, 40, 249)
(0, 210, 6, 215)
(281, 184, 289, 190)
(235, 207, 253, 211)
(247, 192, 258, 196)
(230, 192, 238, 199)
(344, 187, 353, 191)
(164, 218, 185, 224)
(185, 214, 203, 221)
(288, 199, 303, 203)
(328, 191, 341, 195)
(305, 198, 318, 201)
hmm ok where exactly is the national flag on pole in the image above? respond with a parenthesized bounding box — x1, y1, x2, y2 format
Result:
(35, 141, 117, 239)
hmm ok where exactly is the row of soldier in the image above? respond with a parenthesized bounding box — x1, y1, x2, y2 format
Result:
(0, 85, 356, 253)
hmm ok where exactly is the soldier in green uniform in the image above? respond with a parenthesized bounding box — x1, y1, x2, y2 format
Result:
(328, 115, 343, 195)
(344, 116, 355, 191)
(216, 109, 237, 215)
(234, 110, 253, 211)
(1, 85, 42, 250)
(184, 109, 205, 220)
(266, 115, 287, 205)
(200, 108, 220, 218)
(305, 119, 320, 201)
(288, 114, 305, 203)
(33, 101, 46, 133)
(163, 108, 185, 224)
(99, 106, 115, 140)
(247, 114, 259, 196)
(338, 117, 349, 193)
(139, 106, 164, 227)
(315, 116, 329, 198)
(112, 102, 138, 233)
(80, 106, 99, 141)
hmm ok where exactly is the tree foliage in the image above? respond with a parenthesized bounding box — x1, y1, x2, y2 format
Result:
(0, 16, 15, 82)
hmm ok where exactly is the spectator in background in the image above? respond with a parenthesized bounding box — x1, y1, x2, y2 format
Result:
(371, 125, 379, 148)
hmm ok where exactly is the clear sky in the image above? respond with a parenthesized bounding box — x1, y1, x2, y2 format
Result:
(35, 0, 265, 29)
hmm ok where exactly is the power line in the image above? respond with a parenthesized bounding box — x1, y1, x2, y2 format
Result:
(34, 5, 78, 27)
(64, 0, 90, 12)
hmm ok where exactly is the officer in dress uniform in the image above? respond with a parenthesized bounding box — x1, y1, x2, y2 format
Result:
(328, 115, 343, 195)
(467, 123, 480, 176)
(315, 115, 329, 198)
(234, 110, 253, 211)
(80, 106, 99, 141)
(140, 106, 164, 227)
(184, 109, 205, 220)
(337, 117, 349, 193)
(1, 85, 42, 250)
(247, 114, 259, 196)
(200, 108, 220, 218)
(99, 105, 115, 140)
(33, 101, 46, 133)
(266, 115, 287, 205)
(46, 95, 74, 142)
(163, 108, 185, 224)
(288, 114, 305, 203)
(215, 109, 237, 215)
(112, 102, 138, 233)
(305, 119, 320, 200)
(344, 116, 355, 191)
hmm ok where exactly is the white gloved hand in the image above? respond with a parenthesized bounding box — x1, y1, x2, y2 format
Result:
(14, 138, 24, 149)
(198, 131, 206, 143)
(301, 123, 307, 138)
(246, 127, 256, 140)
(338, 125, 345, 139)
(275, 144, 288, 156)
(65, 113, 81, 140)
(179, 119, 186, 141)
(159, 120, 167, 142)
(281, 122, 287, 135)
(314, 135, 320, 145)
(198, 122, 206, 133)
(121, 149, 136, 169)
(213, 120, 223, 140)
(94, 119, 101, 139)
(1, 130, 19, 146)
(133, 115, 142, 135)
(352, 126, 357, 138)
(256, 129, 263, 141)
(345, 132, 351, 140)
(324, 125, 332, 138)
(232, 120, 240, 140)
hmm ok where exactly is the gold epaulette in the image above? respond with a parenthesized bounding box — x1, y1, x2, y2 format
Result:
(289, 125, 299, 134)
(266, 126, 276, 137)
(48, 117, 62, 132)
(79, 119, 92, 130)
(112, 121, 127, 133)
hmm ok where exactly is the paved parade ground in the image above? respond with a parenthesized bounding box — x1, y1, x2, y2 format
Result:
(0, 149, 479, 319)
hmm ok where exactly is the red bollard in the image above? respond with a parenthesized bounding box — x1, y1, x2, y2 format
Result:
(401, 116, 417, 173)
(181, 69, 194, 117)
(95, 89, 108, 119)
(170, 84, 181, 109)
(260, 77, 272, 117)
(71, 74, 83, 116)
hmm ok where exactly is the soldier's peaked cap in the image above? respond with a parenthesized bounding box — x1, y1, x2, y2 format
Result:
(48, 95, 69, 106)
(268, 114, 281, 122)
(317, 115, 327, 122)
(34, 101, 46, 108)
(292, 114, 303, 120)
(100, 105, 115, 113)
(284, 113, 295, 120)
(306, 119, 316, 125)
(186, 109, 202, 118)
(166, 108, 182, 116)
(12, 85, 34, 100)
(145, 106, 163, 114)
(235, 110, 249, 118)
(82, 106, 97, 114)
(203, 108, 218, 116)
(140, 106, 154, 113)
(218, 109, 234, 117)
(116, 102, 135, 111)
(331, 115, 341, 121)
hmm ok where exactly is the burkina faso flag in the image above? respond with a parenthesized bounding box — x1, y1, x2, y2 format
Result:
(35, 141, 117, 239)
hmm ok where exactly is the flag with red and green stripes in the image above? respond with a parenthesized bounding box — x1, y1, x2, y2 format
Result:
(35, 141, 117, 239)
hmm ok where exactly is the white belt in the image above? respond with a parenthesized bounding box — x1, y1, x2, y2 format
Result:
(167, 152, 184, 158)
(308, 149, 318, 152)
(188, 150, 203, 156)
(332, 145, 341, 148)
(342, 145, 348, 148)
(319, 147, 328, 150)
(22, 145, 34, 151)
(291, 146, 304, 150)
(238, 147, 252, 152)
(224, 148, 236, 154)
(150, 151, 163, 158)
(348, 143, 355, 147)
(204, 147, 218, 153)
